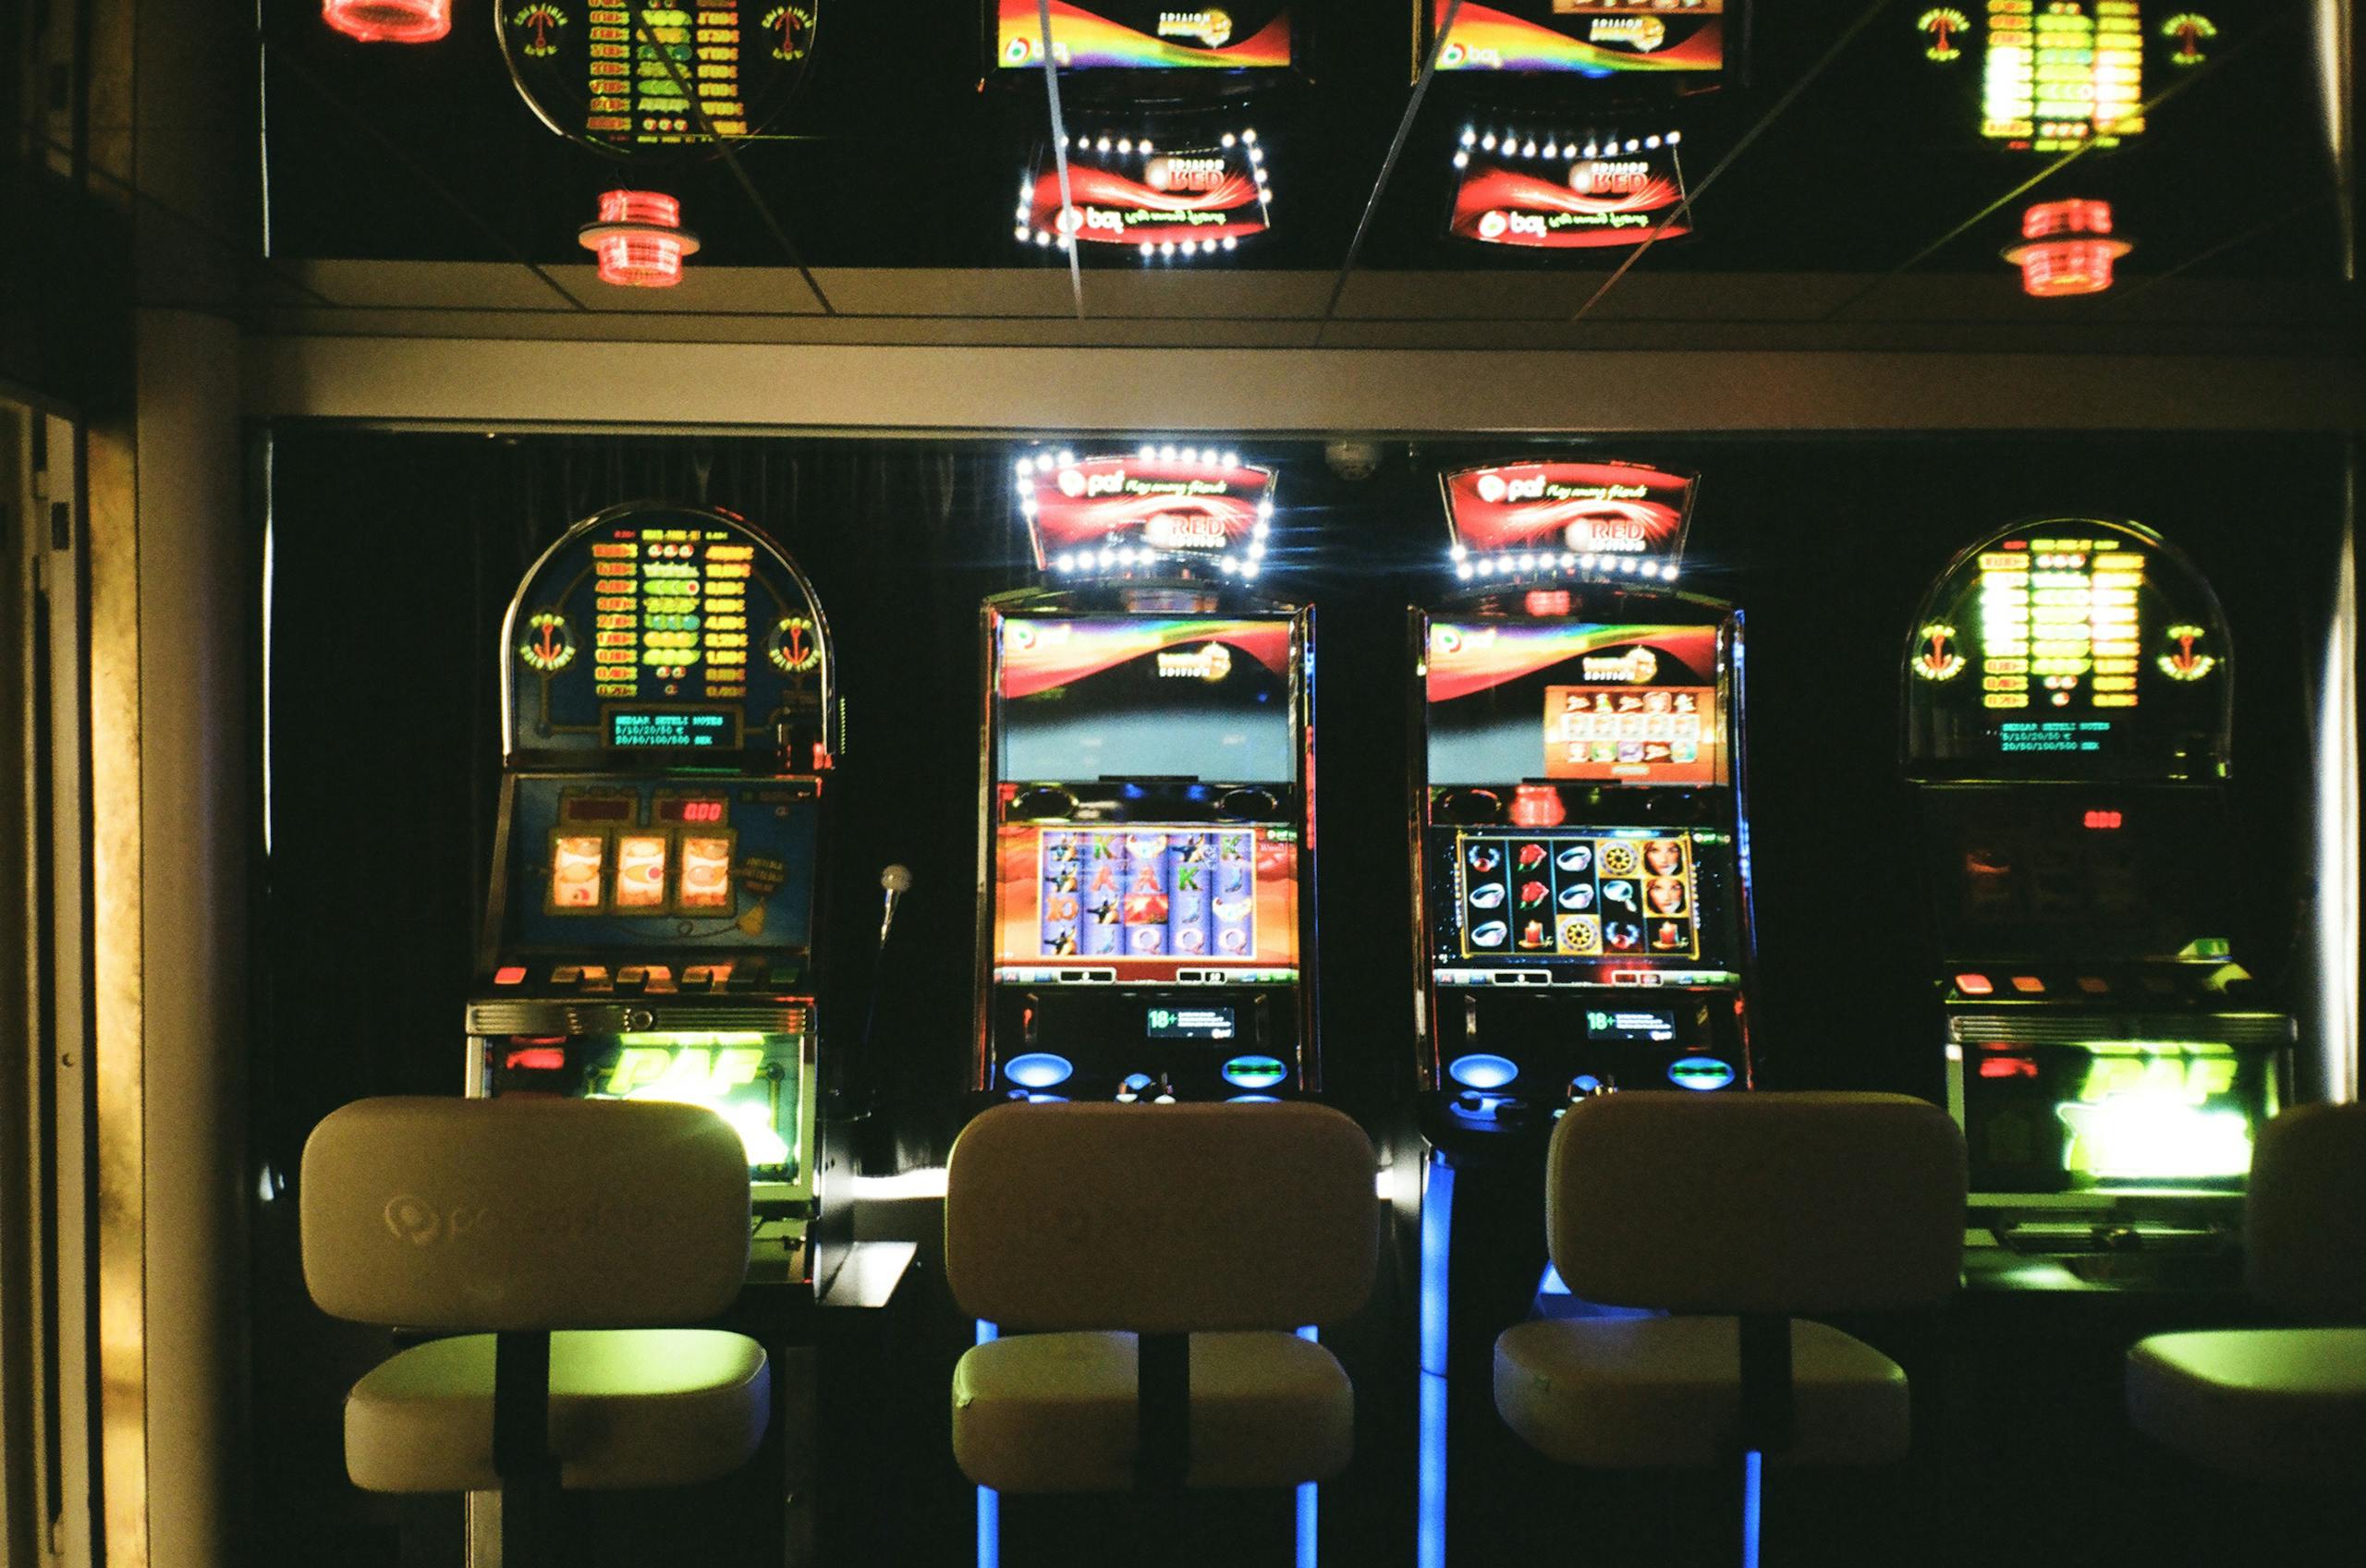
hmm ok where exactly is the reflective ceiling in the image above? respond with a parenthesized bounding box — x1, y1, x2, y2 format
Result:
(242, 1, 2352, 353)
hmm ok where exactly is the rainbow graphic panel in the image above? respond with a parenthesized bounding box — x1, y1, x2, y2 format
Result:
(1430, 1, 1726, 76)
(994, 2, 1294, 70)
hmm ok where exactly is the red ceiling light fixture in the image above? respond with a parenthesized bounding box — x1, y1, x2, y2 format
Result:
(321, 0, 452, 44)
(2004, 200, 2134, 298)
(579, 190, 701, 288)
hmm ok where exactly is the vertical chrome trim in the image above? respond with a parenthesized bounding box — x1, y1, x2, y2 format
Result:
(2315, 468, 2360, 1100)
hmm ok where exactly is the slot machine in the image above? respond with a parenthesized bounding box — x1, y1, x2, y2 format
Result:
(466, 500, 840, 1288)
(1409, 459, 1753, 1567)
(1902, 517, 2292, 1288)
(976, 446, 1315, 1106)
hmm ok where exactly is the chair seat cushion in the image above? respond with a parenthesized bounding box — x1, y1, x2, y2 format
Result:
(952, 1330, 1351, 1494)
(2127, 1328, 2366, 1479)
(1494, 1316, 1909, 1469)
(346, 1329, 769, 1493)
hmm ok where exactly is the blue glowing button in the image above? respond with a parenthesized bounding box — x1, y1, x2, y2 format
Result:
(1222, 1055, 1290, 1090)
(1447, 1053, 1519, 1091)
(1005, 1052, 1076, 1090)
(1226, 1094, 1281, 1104)
(1668, 1056, 1737, 1092)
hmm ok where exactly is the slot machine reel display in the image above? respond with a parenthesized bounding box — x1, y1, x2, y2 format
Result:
(468, 501, 840, 1284)
(977, 447, 1317, 1105)
(1415, 460, 1754, 1142)
(498, 2, 818, 157)
(1902, 517, 2292, 1283)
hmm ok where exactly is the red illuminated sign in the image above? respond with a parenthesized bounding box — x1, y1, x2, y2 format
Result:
(1018, 449, 1276, 569)
(1450, 130, 1689, 249)
(323, 0, 449, 43)
(1022, 129, 1272, 255)
(1442, 461, 1696, 567)
(2083, 809, 2124, 830)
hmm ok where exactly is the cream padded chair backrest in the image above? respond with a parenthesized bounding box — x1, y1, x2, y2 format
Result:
(1547, 1091, 1966, 1316)
(301, 1097, 751, 1331)
(945, 1101, 1378, 1334)
(2246, 1100, 2366, 1315)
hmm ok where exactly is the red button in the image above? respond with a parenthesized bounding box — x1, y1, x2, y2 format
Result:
(494, 966, 527, 986)
(1955, 973, 1994, 996)
(2078, 977, 2110, 994)
(2010, 976, 2046, 994)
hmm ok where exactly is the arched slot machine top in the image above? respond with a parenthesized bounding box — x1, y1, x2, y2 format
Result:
(501, 501, 837, 775)
(1901, 517, 2233, 784)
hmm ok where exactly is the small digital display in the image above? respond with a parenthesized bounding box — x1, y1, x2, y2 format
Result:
(1588, 1007, 1677, 1043)
(1431, 1, 1726, 76)
(1148, 1005, 1238, 1040)
(606, 709, 740, 751)
(1428, 622, 1726, 787)
(1544, 683, 1715, 783)
(993, 821, 1300, 983)
(561, 796, 637, 823)
(658, 797, 729, 824)
(999, 617, 1297, 784)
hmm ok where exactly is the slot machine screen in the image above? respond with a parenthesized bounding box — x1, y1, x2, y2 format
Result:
(1921, 792, 2230, 961)
(1427, 621, 1726, 786)
(509, 782, 816, 953)
(1433, 826, 1736, 978)
(998, 616, 1297, 784)
(1905, 526, 2229, 780)
(992, 823, 1300, 983)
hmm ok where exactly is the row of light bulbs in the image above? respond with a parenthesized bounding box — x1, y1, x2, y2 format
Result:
(1460, 128, 1680, 159)
(1454, 552, 1677, 582)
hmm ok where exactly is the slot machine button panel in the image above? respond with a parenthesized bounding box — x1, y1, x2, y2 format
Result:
(1011, 786, 1079, 820)
(1217, 787, 1280, 820)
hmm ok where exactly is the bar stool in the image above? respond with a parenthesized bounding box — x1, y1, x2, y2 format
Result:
(300, 1097, 772, 1566)
(945, 1101, 1377, 1547)
(1493, 1091, 1966, 1561)
(2127, 1100, 2366, 1480)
